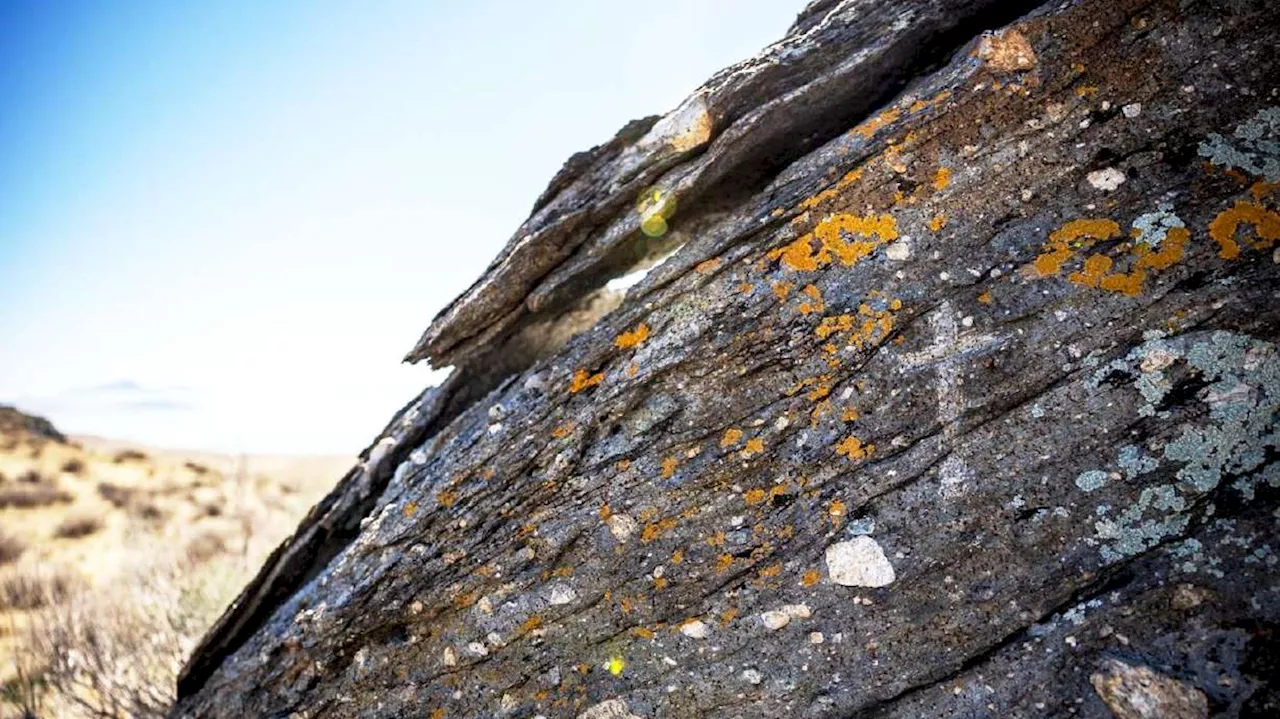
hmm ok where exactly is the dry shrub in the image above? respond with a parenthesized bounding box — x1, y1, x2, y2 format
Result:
(96, 483, 134, 509)
(61, 458, 86, 475)
(0, 484, 73, 510)
(0, 532, 25, 566)
(111, 450, 148, 464)
(54, 515, 104, 540)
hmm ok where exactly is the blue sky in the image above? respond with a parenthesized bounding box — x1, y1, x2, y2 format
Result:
(0, 1, 801, 454)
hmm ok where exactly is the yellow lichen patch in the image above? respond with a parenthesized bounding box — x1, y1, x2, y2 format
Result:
(715, 553, 734, 572)
(769, 234, 822, 272)
(806, 376, 832, 402)
(1251, 180, 1280, 202)
(519, 616, 544, 634)
(551, 423, 575, 439)
(438, 489, 459, 508)
(834, 435, 874, 461)
(1135, 227, 1189, 271)
(1030, 218, 1122, 277)
(978, 290, 993, 304)
(742, 437, 765, 458)
(852, 106, 902, 139)
(975, 28, 1038, 72)
(799, 168, 865, 210)
(430, 709, 447, 719)
(738, 282, 755, 294)
(569, 368, 605, 393)
(928, 214, 947, 231)
(1208, 200, 1280, 259)
(810, 399, 832, 425)
(653, 576, 668, 590)
(800, 569, 821, 587)
(606, 656, 626, 676)
(720, 428, 744, 448)
(1075, 85, 1098, 97)
(719, 607, 739, 626)
(840, 407, 860, 422)
(814, 213, 899, 266)
(695, 257, 722, 274)
(744, 488, 768, 506)
(671, 549, 684, 564)
(660, 456, 679, 479)
(403, 500, 418, 518)
(633, 626, 656, 640)
(933, 167, 952, 191)
(626, 363, 639, 378)
(771, 281, 795, 302)
(707, 531, 726, 548)
(615, 323, 651, 349)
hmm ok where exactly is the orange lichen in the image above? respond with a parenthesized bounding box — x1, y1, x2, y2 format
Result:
(744, 488, 768, 506)
(695, 257, 722, 274)
(1058, 223, 1190, 297)
(626, 363, 639, 378)
(720, 428, 744, 448)
(653, 576, 669, 590)
(402, 500, 418, 518)
(1075, 85, 1098, 97)
(614, 323, 651, 349)
(933, 167, 953, 191)
(640, 517, 678, 544)
(978, 290, 993, 304)
(769, 212, 899, 272)
(707, 531, 726, 548)
(520, 616, 544, 634)
(719, 607, 739, 626)
(834, 435, 874, 461)
(738, 282, 755, 293)
(1208, 200, 1280, 259)
(633, 626, 656, 640)
(828, 499, 847, 524)
(715, 553, 734, 572)
(975, 28, 1038, 72)
(438, 489, 458, 508)
(660, 457, 679, 479)
(800, 569, 821, 587)
(551, 423, 575, 439)
(772, 281, 794, 300)
(430, 709, 447, 719)
(852, 106, 902, 139)
(797, 284, 825, 315)
(840, 407, 860, 422)
(928, 214, 947, 232)
(1030, 218, 1122, 277)
(569, 368, 605, 393)
(742, 438, 765, 458)
(799, 168, 865, 210)
(758, 563, 782, 579)
(1250, 180, 1280, 202)
(671, 549, 684, 564)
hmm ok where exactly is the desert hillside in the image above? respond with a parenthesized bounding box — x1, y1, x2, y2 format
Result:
(0, 405, 349, 717)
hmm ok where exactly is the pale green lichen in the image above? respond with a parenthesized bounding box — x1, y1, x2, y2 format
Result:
(1131, 204, 1185, 247)
(1082, 331, 1279, 564)
(1198, 106, 1280, 181)
(1075, 470, 1109, 492)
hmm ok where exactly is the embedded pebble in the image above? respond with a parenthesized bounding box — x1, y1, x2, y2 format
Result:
(1087, 167, 1127, 191)
(760, 611, 791, 630)
(607, 514, 639, 542)
(680, 619, 710, 639)
(546, 584, 578, 606)
(741, 668, 763, 685)
(1122, 102, 1142, 118)
(825, 536, 897, 587)
(443, 647, 457, 667)
(577, 699, 643, 719)
(809, 632, 825, 644)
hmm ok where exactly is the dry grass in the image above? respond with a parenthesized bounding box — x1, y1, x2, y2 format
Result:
(0, 414, 351, 718)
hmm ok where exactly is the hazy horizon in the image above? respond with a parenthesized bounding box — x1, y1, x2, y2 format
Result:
(0, 0, 803, 454)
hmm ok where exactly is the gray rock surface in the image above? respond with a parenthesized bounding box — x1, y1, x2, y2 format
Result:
(174, 0, 1280, 716)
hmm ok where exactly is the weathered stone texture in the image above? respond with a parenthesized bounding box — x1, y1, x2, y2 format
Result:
(174, 0, 1280, 716)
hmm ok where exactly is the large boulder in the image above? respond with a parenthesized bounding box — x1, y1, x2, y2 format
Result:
(173, 0, 1280, 716)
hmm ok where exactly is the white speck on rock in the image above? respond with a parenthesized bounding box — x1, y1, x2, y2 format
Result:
(781, 604, 812, 619)
(409, 448, 428, 465)
(443, 646, 457, 666)
(825, 536, 897, 587)
(884, 239, 911, 261)
(467, 642, 488, 657)
(578, 699, 644, 719)
(607, 513, 639, 542)
(1087, 167, 1126, 191)
(546, 584, 578, 606)
(809, 632, 825, 644)
(760, 610, 791, 630)
(741, 668, 763, 685)
(680, 619, 710, 639)
(1122, 103, 1142, 118)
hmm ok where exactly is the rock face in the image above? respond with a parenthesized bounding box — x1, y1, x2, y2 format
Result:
(173, 0, 1280, 717)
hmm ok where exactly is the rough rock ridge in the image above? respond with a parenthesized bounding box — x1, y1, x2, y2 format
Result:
(174, 0, 1280, 716)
